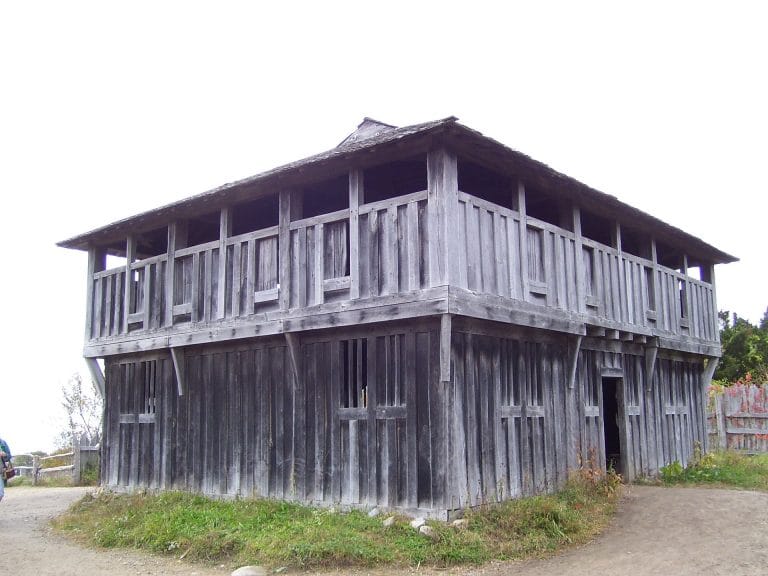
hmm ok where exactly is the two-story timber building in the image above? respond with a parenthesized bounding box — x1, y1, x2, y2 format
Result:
(59, 117, 736, 518)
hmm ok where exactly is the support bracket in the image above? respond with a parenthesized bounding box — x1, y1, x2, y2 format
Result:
(567, 335, 582, 389)
(170, 347, 186, 396)
(84, 357, 105, 398)
(285, 332, 301, 380)
(702, 357, 720, 386)
(644, 337, 659, 392)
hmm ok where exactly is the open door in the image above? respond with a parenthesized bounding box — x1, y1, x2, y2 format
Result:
(601, 377, 624, 475)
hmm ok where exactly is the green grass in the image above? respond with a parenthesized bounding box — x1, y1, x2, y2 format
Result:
(659, 450, 768, 491)
(52, 470, 621, 570)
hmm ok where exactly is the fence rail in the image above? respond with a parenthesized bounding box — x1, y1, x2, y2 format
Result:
(10, 444, 99, 485)
(707, 383, 768, 453)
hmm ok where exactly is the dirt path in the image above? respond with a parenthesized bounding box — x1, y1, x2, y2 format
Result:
(2, 487, 228, 576)
(2, 485, 767, 576)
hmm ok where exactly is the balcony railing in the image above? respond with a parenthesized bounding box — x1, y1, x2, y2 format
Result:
(86, 189, 717, 345)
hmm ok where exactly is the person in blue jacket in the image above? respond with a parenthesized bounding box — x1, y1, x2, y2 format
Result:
(0, 436, 11, 502)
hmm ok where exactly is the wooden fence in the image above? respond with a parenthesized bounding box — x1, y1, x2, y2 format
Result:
(11, 443, 100, 485)
(707, 383, 768, 453)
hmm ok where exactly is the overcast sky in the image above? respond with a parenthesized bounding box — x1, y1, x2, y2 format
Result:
(1, 1, 765, 454)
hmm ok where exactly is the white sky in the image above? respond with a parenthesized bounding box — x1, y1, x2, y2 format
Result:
(1, 1, 766, 454)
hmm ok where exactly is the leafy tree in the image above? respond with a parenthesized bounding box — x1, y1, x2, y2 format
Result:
(715, 310, 768, 384)
(55, 373, 103, 449)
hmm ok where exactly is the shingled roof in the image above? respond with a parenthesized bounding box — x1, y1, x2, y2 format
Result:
(57, 117, 737, 265)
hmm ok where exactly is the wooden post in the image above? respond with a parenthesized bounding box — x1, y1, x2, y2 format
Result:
(349, 169, 362, 300)
(572, 206, 585, 313)
(85, 247, 106, 340)
(278, 190, 292, 311)
(123, 236, 136, 333)
(702, 263, 717, 341)
(715, 393, 727, 450)
(217, 208, 231, 320)
(73, 437, 82, 485)
(32, 455, 40, 486)
(701, 357, 720, 452)
(427, 148, 459, 287)
(165, 221, 187, 327)
(517, 180, 530, 298)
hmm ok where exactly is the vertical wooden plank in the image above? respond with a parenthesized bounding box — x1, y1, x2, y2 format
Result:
(405, 330, 418, 508)
(440, 314, 452, 383)
(278, 190, 292, 310)
(477, 337, 492, 501)
(216, 208, 231, 320)
(491, 337, 506, 500)
(516, 181, 530, 299)
(551, 350, 566, 487)
(165, 223, 178, 327)
(245, 238, 256, 315)
(507, 217, 521, 299)
(290, 335, 306, 501)
(406, 200, 420, 291)
(369, 210, 380, 296)
(464, 333, 481, 504)
(86, 247, 106, 340)
(466, 203, 481, 290)
(572, 207, 586, 313)
(330, 342, 342, 502)
(123, 236, 136, 333)
(349, 170, 361, 299)
(427, 148, 459, 287)
(493, 212, 507, 297)
(366, 337, 378, 504)
(314, 224, 324, 305)
(388, 205, 399, 294)
(297, 228, 307, 307)
(451, 332, 469, 508)
(232, 242, 242, 317)
(254, 348, 268, 495)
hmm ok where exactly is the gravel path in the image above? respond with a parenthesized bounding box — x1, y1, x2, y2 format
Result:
(2, 484, 767, 576)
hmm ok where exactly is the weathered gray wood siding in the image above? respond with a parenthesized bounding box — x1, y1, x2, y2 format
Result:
(449, 329, 708, 509)
(102, 324, 447, 512)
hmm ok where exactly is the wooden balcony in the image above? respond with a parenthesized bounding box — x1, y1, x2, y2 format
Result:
(84, 182, 719, 358)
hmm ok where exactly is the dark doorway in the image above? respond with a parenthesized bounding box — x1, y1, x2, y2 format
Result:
(601, 377, 623, 474)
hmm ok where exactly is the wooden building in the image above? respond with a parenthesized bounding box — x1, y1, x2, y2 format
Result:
(59, 117, 736, 518)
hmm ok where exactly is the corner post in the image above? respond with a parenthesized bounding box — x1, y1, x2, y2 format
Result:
(85, 247, 106, 340)
(702, 263, 718, 341)
(427, 147, 459, 287)
(701, 357, 720, 452)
